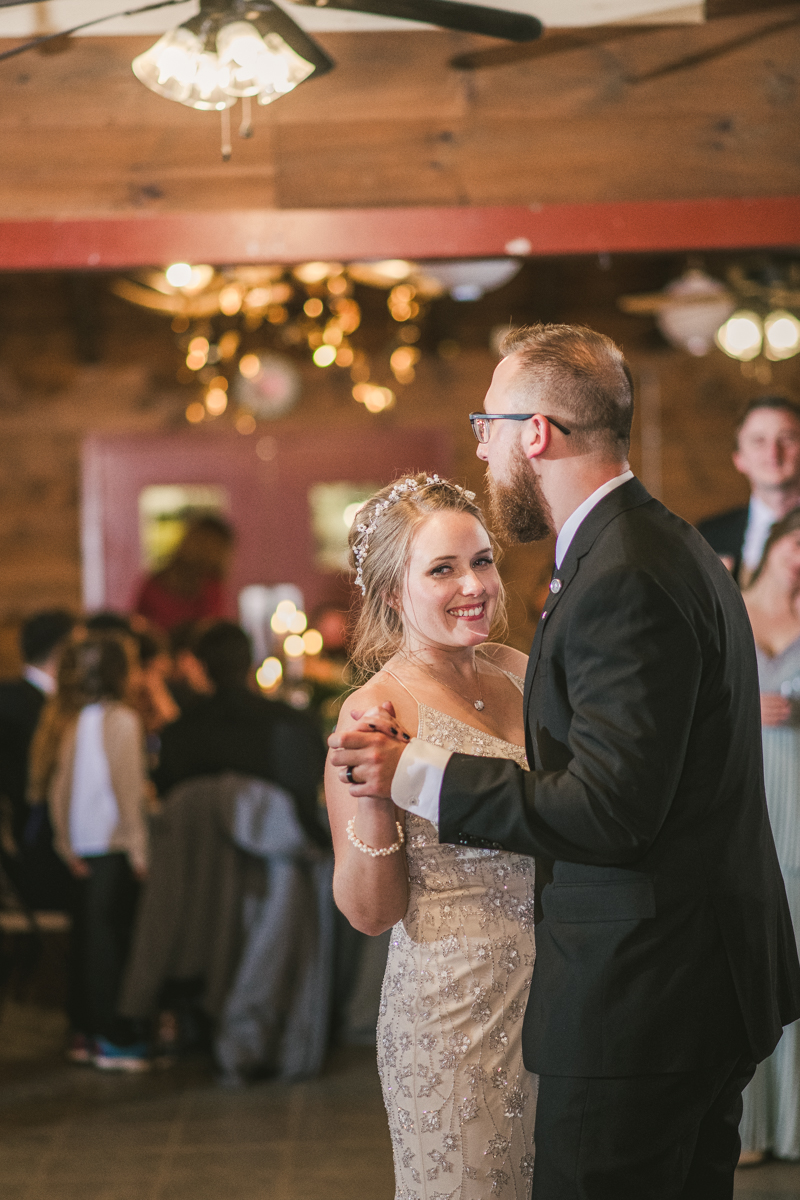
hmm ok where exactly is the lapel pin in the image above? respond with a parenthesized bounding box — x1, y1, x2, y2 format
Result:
(549, 578, 562, 593)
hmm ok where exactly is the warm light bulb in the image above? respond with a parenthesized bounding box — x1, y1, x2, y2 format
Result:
(302, 630, 323, 656)
(205, 388, 228, 416)
(219, 330, 241, 359)
(270, 612, 289, 634)
(353, 383, 395, 412)
(715, 311, 763, 361)
(288, 610, 308, 634)
(313, 345, 337, 367)
(256, 656, 283, 690)
(276, 599, 297, 618)
(166, 262, 193, 288)
(284, 634, 306, 659)
(185, 401, 205, 424)
(219, 286, 242, 315)
(132, 28, 203, 105)
(256, 32, 314, 104)
(239, 353, 261, 379)
(236, 413, 256, 435)
(764, 310, 800, 361)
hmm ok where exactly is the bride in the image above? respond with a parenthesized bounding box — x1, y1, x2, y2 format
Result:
(325, 473, 537, 1199)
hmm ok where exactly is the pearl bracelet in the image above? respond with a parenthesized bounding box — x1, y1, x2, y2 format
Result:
(346, 815, 405, 858)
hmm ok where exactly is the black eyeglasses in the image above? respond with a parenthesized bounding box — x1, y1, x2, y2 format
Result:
(469, 412, 572, 443)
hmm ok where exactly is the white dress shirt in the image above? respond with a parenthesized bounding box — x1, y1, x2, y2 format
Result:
(23, 664, 56, 695)
(391, 469, 635, 826)
(741, 495, 778, 573)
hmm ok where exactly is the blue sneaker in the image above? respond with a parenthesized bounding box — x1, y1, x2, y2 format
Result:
(92, 1037, 150, 1072)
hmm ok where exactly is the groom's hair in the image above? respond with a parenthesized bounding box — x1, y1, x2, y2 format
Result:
(500, 324, 634, 457)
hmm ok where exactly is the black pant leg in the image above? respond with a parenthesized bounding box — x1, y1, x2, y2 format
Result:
(532, 1057, 751, 1200)
(681, 1056, 756, 1199)
(533, 1074, 688, 1200)
(81, 853, 140, 1044)
(66, 872, 91, 1035)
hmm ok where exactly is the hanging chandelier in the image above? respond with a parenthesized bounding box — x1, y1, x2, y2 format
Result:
(132, 0, 332, 156)
(112, 256, 523, 425)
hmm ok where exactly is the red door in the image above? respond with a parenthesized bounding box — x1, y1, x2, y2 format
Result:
(82, 426, 452, 616)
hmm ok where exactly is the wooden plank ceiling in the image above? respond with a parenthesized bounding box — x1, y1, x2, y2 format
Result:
(0, 7, 798, 218)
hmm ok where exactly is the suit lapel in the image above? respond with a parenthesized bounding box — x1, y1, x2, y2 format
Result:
(522, 477, 653, 717)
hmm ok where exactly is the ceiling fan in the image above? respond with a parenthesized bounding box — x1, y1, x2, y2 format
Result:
(450, 0, 800, 84)
(0, 0, 543, 64)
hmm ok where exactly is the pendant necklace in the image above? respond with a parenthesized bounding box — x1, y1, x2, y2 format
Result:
(405, 653, 486, 711)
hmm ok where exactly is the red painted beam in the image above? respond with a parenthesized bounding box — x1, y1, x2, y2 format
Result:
(0, 197, 798, 269)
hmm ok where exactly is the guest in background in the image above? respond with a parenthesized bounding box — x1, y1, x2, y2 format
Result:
(129, 626, 180, 736)
(740, 508, 800, 1163)
(154, 621, 329, 849)
(699, 395, 800, 586)
(29, 636, 150, 1072)
(134, 515, 235, 633)
(0, 610, 75, 909)
(0, 610, 75, 846)
(166, 621, 214, 713)
(85, 611, 133, 637)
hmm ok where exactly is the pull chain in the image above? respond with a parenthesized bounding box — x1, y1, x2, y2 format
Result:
(239, 95, 253, 139)
(220, 105, 232, 162)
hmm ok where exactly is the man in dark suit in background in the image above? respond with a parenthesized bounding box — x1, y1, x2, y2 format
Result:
(331, 326, 800, 1199)
(155, 620, 329, 849)
(699, 395, 800, 585)
(0, 609, 75, 907)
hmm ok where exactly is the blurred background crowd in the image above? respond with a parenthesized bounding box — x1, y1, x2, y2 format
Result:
(0, 510, 386, 1088)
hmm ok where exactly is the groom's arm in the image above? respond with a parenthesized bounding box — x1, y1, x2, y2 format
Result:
(438, 567, 704, 865)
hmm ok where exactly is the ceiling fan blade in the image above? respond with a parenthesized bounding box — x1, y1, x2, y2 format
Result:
(0, 0, 188, 61)
(451, 24, 673, 70)
(706, 0, 800, 15)
(627, 10, 800, 83)
(293, 0, 542, 42)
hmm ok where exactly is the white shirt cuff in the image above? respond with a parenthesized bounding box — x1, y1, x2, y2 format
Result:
(391, 738, 452, 828)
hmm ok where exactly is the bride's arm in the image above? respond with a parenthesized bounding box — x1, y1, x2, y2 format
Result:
(325, 683, 412, 936)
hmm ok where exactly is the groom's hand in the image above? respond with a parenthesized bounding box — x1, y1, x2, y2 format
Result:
(328, 701, 409, 799)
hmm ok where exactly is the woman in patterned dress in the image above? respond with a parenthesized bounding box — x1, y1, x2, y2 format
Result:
(325, 475, 537, 1199)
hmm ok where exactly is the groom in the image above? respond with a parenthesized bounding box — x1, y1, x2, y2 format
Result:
(329, 323, 800, 1198)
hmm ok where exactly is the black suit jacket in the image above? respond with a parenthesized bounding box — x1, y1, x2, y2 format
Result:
(154, 686, 330, 849)
(0, 678, 45, 839)
(697, 505, 749, 580)
(440, 478, 800, 1077)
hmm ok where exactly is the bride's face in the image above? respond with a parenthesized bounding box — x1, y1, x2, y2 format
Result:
(397, 511, 500, 650)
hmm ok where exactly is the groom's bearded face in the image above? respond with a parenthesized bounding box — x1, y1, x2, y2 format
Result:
(486, 442, 554, 544)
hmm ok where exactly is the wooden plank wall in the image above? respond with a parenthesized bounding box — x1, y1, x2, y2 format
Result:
(0, 10, 798, 218)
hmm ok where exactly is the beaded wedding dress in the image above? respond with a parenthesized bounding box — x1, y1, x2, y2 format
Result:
(377, 672, 537, 1200)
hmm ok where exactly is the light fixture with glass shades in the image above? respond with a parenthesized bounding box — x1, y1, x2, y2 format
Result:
(132, 0, 333, 157)
(619, 260, 800, 376)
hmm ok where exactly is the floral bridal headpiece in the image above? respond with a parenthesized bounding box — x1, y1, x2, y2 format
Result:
(352, 475, 476, 596)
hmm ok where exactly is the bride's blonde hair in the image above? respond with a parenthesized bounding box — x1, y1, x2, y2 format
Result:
(347, 472, 506, 680)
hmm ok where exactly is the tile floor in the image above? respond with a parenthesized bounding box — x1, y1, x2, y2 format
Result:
(0, 1000, 797, 1199)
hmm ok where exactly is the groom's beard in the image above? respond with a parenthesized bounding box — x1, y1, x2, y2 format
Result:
(486, 451, 554, 544)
